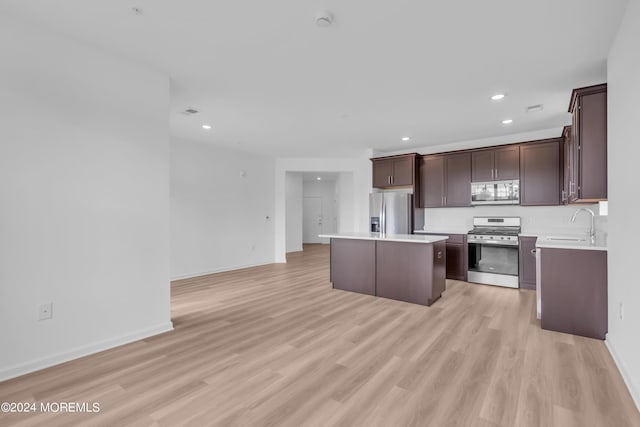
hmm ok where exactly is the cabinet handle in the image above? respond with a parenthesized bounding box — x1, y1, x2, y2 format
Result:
(530, 249, 537, 257)
(437, 251, 443, 259)
(391, 175, 394, 185)
(444, 196, 447, 205)
(495, 169, 498, 179)
(388, 176, 391, 185)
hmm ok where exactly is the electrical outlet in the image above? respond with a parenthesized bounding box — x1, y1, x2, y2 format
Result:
(619, 302, 624, 320)
(38, 302, 53, 321)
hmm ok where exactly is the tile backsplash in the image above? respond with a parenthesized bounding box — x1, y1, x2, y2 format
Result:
(422, 204, 607, 236)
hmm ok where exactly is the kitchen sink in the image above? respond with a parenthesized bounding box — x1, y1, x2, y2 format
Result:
(544, 236, 587, 242)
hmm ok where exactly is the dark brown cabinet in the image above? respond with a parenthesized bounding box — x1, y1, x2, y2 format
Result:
(540, 247, 607, 339)
(561, 126, 573, 204)
(371, 154, 417, 188)
(518, 237, 537, 290)
(568, 84, 607, 203)
(520, 139, 562, 206)
(418, 153, 471, 208)
(422, 233, 467, 281)
(376, 240, 446, 306)
(471, 146, 519, 182)
(330, 238, 376, 295)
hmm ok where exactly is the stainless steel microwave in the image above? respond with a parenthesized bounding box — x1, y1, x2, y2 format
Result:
(471, 180, 519, 205)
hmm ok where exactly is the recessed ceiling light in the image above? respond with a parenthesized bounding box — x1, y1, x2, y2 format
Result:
(316, 176, 322, 181)
(202, 124, 212, 130)
(502, 119, 513, 125)
(491, 94, 506, 101)
(401, 137, 411, 142)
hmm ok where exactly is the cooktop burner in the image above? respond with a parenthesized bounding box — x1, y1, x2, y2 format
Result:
(467, 227, 521, 236)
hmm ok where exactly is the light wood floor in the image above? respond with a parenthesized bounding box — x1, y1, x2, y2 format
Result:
(1, 244, 638, 426)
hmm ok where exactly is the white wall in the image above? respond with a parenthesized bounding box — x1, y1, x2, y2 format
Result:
(303, 179, 338, 244)
(336, 172, 356, 232)
(171, 138, 275, 279)
(0, 14, 171, 380)
(606, 0, 640, 409)
(275, 156, 372, 262)
(285, 173, 303, 252)
(422, 204, 607, 236)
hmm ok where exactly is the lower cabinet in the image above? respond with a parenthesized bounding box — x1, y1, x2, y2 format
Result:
(330, 238, 376, 295)
(376, 241, 446, 306)
(424, 233, 467, 281)
(518, 237, 537, 290)
(328, 238, 446, 306)
(539, 247, 607, 339)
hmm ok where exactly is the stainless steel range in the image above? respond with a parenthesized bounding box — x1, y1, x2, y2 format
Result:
(467, 217, 521, 288)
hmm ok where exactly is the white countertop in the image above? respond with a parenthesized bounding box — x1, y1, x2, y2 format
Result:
(414, 227, 470, 235)
(535, 234, 607, 251)
(319, 232, 448, 244)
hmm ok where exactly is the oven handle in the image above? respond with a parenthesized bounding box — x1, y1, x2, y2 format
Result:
(468, 241, 519, 247)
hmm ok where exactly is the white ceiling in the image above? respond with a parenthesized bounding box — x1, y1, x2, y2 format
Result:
(3, 0, 629, 157)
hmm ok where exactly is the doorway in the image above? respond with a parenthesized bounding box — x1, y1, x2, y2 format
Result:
(303, 197, 323, 244)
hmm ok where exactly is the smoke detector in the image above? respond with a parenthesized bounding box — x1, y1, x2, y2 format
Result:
(182, 108, 199, 116)
(315, 11, 333, 27)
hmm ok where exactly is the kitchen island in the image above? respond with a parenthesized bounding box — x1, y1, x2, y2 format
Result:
(319, 232, 448, 306)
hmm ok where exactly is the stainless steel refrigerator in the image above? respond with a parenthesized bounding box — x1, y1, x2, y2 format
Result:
(369, 192, 413, 235)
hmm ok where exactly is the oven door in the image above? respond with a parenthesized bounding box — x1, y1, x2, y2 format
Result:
(467, 240, 519, 288)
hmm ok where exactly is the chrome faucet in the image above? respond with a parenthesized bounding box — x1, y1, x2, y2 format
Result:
(571, 208, 596, 244)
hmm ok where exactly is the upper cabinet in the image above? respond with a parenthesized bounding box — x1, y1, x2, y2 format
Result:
(568, 83, 607, 203)
(561, 126, 573, 204)
(418, 152, 471, 208)
(520, 139, 562, 206)
(471, 145, 520, 181)
(371, 154, 417, 188)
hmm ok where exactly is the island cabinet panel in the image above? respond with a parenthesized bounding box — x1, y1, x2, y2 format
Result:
(540, 248, 607, 340)
(520, 139, 562, 206)
(376, 241, 446, 306)
(330, 238, 376, 296)
(518, 237, 537, 290)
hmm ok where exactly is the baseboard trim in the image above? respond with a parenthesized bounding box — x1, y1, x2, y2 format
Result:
(606, 336, 640, 412)
(0, 322, 174, 382)
(171, 260, 274, 281)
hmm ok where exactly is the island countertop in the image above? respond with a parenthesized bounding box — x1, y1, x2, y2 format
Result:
(319, 232, 448, 244)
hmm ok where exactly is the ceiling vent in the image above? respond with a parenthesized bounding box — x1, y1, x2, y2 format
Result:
(182, 108, 199, 115)
(526, 104, 544, 113)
